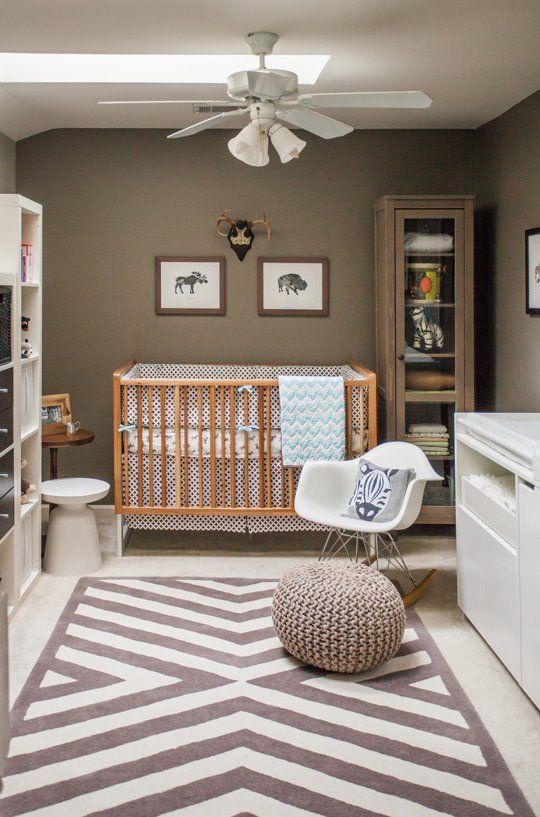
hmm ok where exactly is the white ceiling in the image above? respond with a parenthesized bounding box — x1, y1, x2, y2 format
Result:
(1, 0, 539, 140)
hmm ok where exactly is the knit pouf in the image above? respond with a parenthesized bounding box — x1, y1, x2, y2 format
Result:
(272, 562, 405, 673)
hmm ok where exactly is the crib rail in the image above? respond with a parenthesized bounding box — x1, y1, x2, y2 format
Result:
(113, 360, 376, 516)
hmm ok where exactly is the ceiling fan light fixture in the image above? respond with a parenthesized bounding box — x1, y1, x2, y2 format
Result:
(228, 122, 269, 166)
(269, 123, 306, 163)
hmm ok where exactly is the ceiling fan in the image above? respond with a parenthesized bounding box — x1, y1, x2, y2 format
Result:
(100, 32, 433, 167)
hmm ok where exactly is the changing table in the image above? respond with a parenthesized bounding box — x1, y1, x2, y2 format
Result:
(456, 413, 540, 708)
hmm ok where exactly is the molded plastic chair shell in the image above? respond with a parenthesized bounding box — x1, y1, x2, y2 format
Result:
(294, 441, 442, 533)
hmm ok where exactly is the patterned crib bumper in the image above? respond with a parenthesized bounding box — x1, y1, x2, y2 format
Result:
(127, 427, 368, 460)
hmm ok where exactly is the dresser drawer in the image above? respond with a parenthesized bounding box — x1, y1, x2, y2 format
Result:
(0, 369, 13, 413)
(0, 408, 13, 454)
(0, 450, 14, 500)
(0, 488, 14, 541)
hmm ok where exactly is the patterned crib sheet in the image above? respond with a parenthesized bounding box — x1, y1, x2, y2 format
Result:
(127, 427, 367, 459)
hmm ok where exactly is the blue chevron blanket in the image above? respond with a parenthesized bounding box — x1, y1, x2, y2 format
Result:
(278, 375, 346, 467)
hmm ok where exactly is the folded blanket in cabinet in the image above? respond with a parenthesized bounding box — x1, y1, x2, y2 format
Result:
(404, 232, 454, 252)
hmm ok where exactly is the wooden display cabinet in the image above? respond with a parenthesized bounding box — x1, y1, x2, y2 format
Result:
(374, 195, 475, 524)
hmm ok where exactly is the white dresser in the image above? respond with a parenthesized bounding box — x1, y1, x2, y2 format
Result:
(455, 413, 540, 709)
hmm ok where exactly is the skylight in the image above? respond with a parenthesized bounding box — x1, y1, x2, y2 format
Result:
(0, 54, 330, 85)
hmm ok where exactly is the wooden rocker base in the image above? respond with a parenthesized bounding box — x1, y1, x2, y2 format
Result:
(401, 568, 437, 607)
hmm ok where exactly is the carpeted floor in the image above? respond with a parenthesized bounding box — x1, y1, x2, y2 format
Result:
(1, 576, 535, 816)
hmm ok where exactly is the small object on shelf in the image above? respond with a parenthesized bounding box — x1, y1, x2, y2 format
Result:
(404, 232, 454, 253)
(21, 243, 33, 283)
(407, 262, 445, 301)
(409, 306, 444, 351)
(21, 315, 30, 332)
(405, 369, 455, 391)
(20, 459, 37, 506)
(21, 338, 32, 359)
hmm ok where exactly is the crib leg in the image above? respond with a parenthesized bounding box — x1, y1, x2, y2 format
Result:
(116, 515, 131, 557)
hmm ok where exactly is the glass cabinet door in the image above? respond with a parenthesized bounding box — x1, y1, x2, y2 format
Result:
(395, 210, 464, 515)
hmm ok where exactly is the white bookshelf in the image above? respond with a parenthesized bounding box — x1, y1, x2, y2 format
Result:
(0, 195, 42, 619)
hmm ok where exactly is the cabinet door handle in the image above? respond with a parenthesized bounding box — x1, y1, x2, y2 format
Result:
(397, 354, 405, 361)
(0, 513, 10, 519)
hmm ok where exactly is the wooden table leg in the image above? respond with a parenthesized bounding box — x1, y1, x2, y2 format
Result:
(50, 448, 58, 480)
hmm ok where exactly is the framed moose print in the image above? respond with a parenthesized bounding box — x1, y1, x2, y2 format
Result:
(257, 257, 329, 316)
(525, 228, 540, 315)
(155, 257, 226, 315)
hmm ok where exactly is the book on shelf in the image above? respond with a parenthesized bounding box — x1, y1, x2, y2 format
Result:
(21, 244, 33, 283)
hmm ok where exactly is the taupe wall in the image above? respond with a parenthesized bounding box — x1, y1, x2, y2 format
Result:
(475, 91, 540, 411)
(16, 127, 476, 485)
(0, 132, 15, 193)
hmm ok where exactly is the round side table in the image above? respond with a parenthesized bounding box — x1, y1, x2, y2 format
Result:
(42, 478, 109, 576)
(42, 428, 95, 479)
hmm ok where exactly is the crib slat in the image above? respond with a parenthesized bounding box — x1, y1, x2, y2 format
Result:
(359, 384, 365, 455)
(220, 386, 226, 507)
(243, 390, 249, 508)
(288, 467, 295, 510)
(257, 388, 265, 507)
(160, 387, 167, 506)
(137, 387, 143, 507)
(198, 387, 203, 506)
(280, 464, 286, 510)
(265, 387, 272, 507)
(229, 386, 236, 507)
(209, 385, 217, 507)
(345, 383, 353, 459)
(183, 387, 189, 506)
(121, 385, 129, 508)
(148, 386, 155, 507)
(174, 386, 181, 509)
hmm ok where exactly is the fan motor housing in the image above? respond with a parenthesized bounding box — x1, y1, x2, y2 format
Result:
(226, 69, 298, 102)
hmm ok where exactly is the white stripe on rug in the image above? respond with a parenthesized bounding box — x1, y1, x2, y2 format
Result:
(102, 579, 271, 612)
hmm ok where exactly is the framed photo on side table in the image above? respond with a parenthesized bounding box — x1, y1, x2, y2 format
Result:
(258, 257, 329, 316)
(525, 228, 540, 315)
(42, 393, 72, 434)
(155, 257, 226, 315)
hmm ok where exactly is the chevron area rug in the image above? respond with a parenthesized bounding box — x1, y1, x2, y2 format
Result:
(1, 577, 534, 817)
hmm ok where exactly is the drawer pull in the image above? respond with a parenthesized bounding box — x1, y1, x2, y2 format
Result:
(0, 473, 8, 478)
(0, 429, 8, 434)
(0, 388, 8, 394)
(0, 513, 10, 519)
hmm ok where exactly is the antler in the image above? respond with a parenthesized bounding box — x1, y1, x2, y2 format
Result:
(216, 210, 235, 237)
(250, 213, 271, 241)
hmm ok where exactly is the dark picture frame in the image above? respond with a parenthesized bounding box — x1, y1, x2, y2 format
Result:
(525, 228, 540, 315)
(155, 256, 226, 315)
(257, 257, 329, 316)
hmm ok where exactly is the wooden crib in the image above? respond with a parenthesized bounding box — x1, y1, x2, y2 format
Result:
(113, 361, 376, 552)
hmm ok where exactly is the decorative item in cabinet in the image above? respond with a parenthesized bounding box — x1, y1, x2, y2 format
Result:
(374, 195, 475, 524)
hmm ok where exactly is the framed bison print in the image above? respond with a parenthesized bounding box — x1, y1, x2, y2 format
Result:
(525, 228, 540, 315)
(257, 257, 329, 316)
(155, 257, 226, 315)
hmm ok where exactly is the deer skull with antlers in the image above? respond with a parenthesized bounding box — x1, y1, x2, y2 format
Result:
(216, 211, 270, 261)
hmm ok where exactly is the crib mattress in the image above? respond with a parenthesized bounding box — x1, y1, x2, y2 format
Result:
(127, 427, 367, 459)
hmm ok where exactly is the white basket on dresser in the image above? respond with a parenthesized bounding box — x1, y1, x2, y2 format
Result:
(455, 413, 540, 709)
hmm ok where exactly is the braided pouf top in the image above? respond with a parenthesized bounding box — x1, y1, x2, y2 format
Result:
(272, 562, 405, 673)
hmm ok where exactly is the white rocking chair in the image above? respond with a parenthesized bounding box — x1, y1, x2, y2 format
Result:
(294, 441, 443, 606)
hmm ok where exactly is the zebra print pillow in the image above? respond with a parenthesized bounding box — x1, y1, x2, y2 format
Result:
(345, 459, 415, 524)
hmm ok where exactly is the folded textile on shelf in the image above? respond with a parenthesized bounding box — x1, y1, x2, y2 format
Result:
(408, 422, 448, 434)
(404, 232, 454, 252)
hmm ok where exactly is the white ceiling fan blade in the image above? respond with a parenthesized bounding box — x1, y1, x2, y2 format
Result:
(98, 99, 241, 106)
(278, 107, 352, 139)
(167, 108, 248, 139)
(297, 91, 433, 109)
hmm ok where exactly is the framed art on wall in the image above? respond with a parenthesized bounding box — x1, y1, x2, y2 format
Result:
(155, 257, 226, 315)
(257, 257, 329, 316)
(525, 228, 540, 315)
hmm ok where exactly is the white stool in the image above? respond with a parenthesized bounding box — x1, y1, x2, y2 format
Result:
(42, 478, 109, 576)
